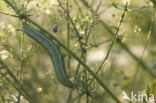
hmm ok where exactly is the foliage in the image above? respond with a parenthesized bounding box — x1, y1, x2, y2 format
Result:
(0, 0, 156, 103)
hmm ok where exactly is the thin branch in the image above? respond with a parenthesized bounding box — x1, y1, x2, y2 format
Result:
(131, 6, 156, 86)
(17, 31, 25, 103)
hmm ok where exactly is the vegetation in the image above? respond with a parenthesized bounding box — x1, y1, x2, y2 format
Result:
(0, 0, 156, 103)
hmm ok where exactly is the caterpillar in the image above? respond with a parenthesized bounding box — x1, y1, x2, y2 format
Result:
(22, 23, 75, 88)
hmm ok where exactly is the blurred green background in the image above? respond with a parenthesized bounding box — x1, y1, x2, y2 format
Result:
(0, 0, 156, 103)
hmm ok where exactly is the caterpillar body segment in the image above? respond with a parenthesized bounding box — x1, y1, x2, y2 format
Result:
(22, 23, 75, 88)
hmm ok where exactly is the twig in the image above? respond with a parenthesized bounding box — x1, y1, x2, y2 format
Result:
(131, 6, 156, 86)
(57, 0, 86, 61)
(17, 30, 25, 103)
(66, 0, 71, 70)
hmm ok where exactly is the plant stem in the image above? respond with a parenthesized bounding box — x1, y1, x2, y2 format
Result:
(57, 0, 86, 61)
(66, 89, 73, 103)
(131, 6, 156, 86)
(17, 32, 24, 103)
(87, 39, 112, 49)
(86, 94, 89, 103)
(73, 0, 84, 17)
(71, 92, 84, 103)
(66, 0, 71, 70)
(1, 94, 5, 103)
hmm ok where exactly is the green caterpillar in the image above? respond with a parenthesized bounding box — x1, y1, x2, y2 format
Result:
(22, 23, 75, 88)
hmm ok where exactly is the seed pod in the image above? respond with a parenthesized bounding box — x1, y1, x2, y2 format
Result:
(53, 24, 57, 33)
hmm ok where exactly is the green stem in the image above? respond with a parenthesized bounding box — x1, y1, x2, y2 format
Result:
(57, 0, 86, 61)
(131, 6, 156, 86)
(62, 0, 89, 101)
(87, 39, 111, 49)
(86, 94, 89, 103)
(0, 11, 18, 17)
(1, 95, 5, 103)
(66, 89, 73, 103)
(71, 92, 84, 103)
(66, 0, 71, 70)
(65, 0, 73, 102)
(73, 0, 84, 17)
(17, 32, 24, 103)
